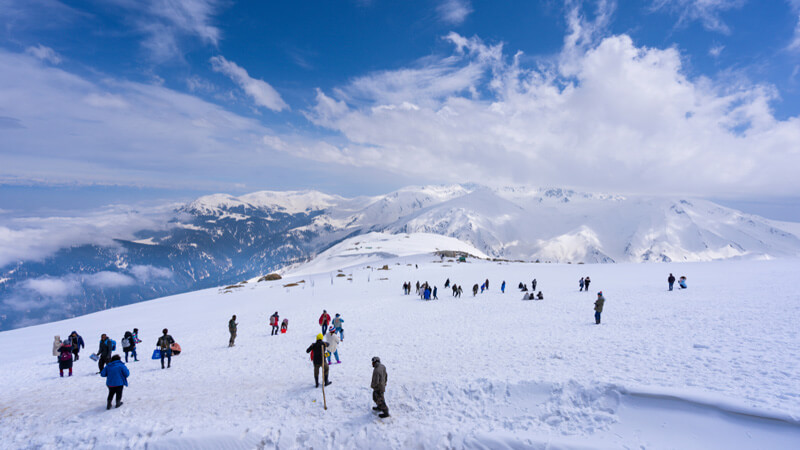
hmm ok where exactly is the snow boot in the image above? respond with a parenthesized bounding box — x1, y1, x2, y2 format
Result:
(379, 412, 390, 418)
(115, 402, 123, 408)
(107, 402, 112, 410)
(324, 381, 332, 387)
(373, 406, 381, 411)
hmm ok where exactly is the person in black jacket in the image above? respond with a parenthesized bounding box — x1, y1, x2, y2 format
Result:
(668, 273, 676, 291)
(97, 334, 113, 373)
(157, 329, 175, 369)
(305, 334, 330, 388)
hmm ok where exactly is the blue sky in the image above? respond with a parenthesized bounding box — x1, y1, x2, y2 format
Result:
(1, 0, 800, 218)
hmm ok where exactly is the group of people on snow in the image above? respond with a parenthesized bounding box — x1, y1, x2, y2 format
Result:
(579, 276, 592, 291)
(667, 273, 688, 290)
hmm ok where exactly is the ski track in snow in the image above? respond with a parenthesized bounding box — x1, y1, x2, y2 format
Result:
(1, 257, 800, 449)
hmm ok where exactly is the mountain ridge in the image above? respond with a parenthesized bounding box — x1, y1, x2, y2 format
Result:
(1, 184, 798, 330)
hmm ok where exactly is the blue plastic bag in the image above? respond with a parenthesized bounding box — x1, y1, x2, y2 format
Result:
(151, 349, 161, 360)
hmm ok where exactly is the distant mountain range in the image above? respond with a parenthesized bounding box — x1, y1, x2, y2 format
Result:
(2, 184, 799, 330)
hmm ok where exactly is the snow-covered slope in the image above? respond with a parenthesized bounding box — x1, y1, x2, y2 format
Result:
(2, 252, 799, 448)
(285, 232, 488, 277)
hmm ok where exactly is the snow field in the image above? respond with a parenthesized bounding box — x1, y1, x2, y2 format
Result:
(1, 255, 800, 448)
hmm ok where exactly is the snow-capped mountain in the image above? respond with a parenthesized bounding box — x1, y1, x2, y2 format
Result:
(2, 184, 798, 330)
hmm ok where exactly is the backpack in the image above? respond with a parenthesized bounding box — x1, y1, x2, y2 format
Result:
(121, 337, 131, 349)
(109, 339, 116, 351)
(59, 348, 72, 361)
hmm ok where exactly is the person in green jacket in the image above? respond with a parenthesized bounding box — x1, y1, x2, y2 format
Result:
(594, 292, 605, 324)
(228, 315, 237, 347)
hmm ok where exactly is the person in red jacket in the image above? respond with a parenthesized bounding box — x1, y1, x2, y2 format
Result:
(319, 310, 331, 335)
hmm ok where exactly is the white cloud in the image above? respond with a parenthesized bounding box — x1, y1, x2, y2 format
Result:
(789, 0, 800, 51)
(85, 271, 136, 288)
(709, 44, 724, 57)
(437, 0, 473, 25)
(651, 0, 745, 34)
(24, 44, 62, 64)
(299, 19, 800, 197)
(210, 55, 288, 111)
(20, 276, 81, 298)
(130, 265, 173, 282)
(110, 0, 222, 61)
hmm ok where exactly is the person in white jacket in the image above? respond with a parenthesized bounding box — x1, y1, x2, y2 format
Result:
(325, 327, 341, 364)
(53, 335, 62, 356)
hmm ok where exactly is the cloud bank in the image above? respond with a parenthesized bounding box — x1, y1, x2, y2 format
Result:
(295, 10, 800, 197)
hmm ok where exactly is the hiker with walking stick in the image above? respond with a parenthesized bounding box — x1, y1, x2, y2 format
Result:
(306, 334, 331, 389)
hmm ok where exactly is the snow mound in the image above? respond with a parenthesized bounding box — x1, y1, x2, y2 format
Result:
(286, 232, 488, 276)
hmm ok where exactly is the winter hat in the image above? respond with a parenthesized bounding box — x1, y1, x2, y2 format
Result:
(335, 313, 340, 317)
(329, 327, 336, 333)
(371, 356, 380, 364)
(597, 291, 602, 295)
(316, 333, 323, 341)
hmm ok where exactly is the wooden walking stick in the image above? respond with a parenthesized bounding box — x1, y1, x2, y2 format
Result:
(321, 348, 329, 410)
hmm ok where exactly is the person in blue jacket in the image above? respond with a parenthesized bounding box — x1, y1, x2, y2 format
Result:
(68, 331, 85, 361)
(100, 354, 129, 410)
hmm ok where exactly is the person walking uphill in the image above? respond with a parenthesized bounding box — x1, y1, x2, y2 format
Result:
(319, 310, 331, 336)
(121, 331, 138, 362)
(594, 292, 605, 324)
(100, 355, 129, 410)
(69, 331, 85, 361)
(157, 329, 175, 369)
(97, 334, 113, 373)
(270, 311, 280, 336)
(371, 356, 390, 418)
(228, 315, 238, 347)
(57, 339, 73, 377)
(306, 334, 330, 388)
(332, 313, 344, 341)
(326, 327, 341, 364)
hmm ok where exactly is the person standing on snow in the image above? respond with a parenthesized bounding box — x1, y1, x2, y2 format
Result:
(579, 277, 585, 291)
(96, 334, 113, 373)
(594, 292, 605, 324)
(433, 286, 438, 299)
(473, 284, 479, 296)
(122, 331, 138, 362)
(501, 281, 506, 293)
(485, 279, 489, 290)
(332, 313, 344, 340)
(100, 354, 129, 410)
(667, 273, 676, 291)
(371, 356, 390, 418)
(325, 327, 341, 364)
(532, 279, 537, 291)
(584, 276, 591, 292)
(53, 335, 62, 357)
(228, 315, 238, 347)
(157, 328, 175, 369)
(57, 339, 73, 377)
(270, 311, 280, 335)
(319, 310, 331, 335)
(305, 334, 330, 388)
(69, 331, 85, 361)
